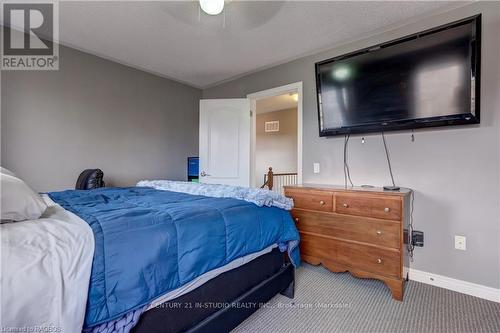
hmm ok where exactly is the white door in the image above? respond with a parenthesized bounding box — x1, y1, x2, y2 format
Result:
(199, 99, 251, 186)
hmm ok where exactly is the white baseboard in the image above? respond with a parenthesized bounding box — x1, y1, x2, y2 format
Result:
(409, 268, 500, 303)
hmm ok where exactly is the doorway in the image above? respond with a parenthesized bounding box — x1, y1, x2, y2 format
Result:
(247, 82, 303, 192)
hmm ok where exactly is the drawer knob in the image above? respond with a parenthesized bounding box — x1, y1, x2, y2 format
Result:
(342, 203, 349, 208)
(294, 217, 299, 223)
(376, 230, 382, 235)
(319, 200, 325, 206)
(377, 258, 383, 264)
(384, 207, 391, 213)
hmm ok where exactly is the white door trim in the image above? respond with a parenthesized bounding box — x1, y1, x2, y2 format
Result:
(247, 82, 303, 187)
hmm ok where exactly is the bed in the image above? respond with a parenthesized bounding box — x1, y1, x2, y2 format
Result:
(1, 182, 299, 333)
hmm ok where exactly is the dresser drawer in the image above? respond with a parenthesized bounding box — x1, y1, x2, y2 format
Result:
(292, 209, 400, 249)
(300, 233, 401, 278)
(286, 190, 333, 212)
(335, 193, 402, 220)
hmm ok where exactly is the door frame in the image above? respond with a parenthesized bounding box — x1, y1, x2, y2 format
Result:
(247, 81, 303, 187)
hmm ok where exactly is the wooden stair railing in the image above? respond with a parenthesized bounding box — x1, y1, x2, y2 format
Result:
(260, 167, 274, 190)
(260, 167, 298, 192)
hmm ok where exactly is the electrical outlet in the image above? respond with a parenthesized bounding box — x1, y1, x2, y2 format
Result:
(455, 235, 466, 251)
(313, 163, 320, 174)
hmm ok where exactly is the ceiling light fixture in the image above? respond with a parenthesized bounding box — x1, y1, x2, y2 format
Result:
(199, 0, 224, 15)
(291, 93, 299, 102)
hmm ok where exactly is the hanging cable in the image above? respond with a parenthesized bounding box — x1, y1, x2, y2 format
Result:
(346, 134, 354, 187)
(381, 131, 396, 187)
(408, 189, 415, 261)
(343, 135, 347, 188)
(343, 134, 354, 188)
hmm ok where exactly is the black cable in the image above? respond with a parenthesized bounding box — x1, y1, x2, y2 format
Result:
(343, 134, 354, 188)
(343, 134, 348, 188)
(346, 134, 354, 187)
(408, 189, 415, 261)
(381, 131, 396, 187)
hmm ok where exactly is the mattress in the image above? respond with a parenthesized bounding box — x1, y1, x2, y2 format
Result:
(133, 247, 290, 333)
(146, 244, 277, 310)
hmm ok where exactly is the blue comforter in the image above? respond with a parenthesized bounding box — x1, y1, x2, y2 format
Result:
(48, 187, 300, 328)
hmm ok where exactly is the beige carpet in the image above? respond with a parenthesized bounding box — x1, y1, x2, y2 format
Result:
(232, 264, 500, 333)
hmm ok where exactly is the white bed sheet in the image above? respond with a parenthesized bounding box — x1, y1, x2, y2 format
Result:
(0, 194, 94, 333)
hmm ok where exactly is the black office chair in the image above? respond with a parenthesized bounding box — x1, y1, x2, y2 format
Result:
(75, 169, 105, 190)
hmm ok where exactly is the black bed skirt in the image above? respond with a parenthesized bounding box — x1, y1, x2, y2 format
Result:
(132, 248, 294, 333)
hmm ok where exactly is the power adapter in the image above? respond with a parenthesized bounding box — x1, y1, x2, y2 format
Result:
(412, 230, 424, 247)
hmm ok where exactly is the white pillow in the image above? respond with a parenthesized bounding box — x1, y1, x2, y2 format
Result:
(0, 167, 16, 177)
(1, 174, 47, 222)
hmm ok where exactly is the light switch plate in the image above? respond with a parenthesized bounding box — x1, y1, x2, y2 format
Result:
(313, 163, 320, 174)
(455, 235, 466, 250)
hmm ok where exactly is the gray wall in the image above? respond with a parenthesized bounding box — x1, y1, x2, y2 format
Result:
(204, 2, 500, 288)
(1, 44, 201, 192)
(256, 108, 297, 181)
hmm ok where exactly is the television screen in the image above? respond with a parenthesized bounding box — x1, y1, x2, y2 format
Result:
(316, 15, 480, 136)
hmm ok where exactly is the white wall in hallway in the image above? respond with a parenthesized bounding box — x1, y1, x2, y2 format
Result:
(255, 108, 298, 185)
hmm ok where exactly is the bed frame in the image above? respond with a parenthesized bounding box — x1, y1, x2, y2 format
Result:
(132, 248, 295, 333)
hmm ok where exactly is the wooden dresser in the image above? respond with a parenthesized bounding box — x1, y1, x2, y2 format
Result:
(284, 184, 411, 301)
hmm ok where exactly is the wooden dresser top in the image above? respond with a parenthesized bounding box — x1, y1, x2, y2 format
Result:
(284, 183, 411, 197)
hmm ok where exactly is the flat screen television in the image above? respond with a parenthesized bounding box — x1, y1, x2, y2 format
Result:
(315, 15, 481, 136)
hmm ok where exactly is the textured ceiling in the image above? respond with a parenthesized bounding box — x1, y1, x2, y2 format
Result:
(57, 1, 466, 88)
(256, 93, 297, 114)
